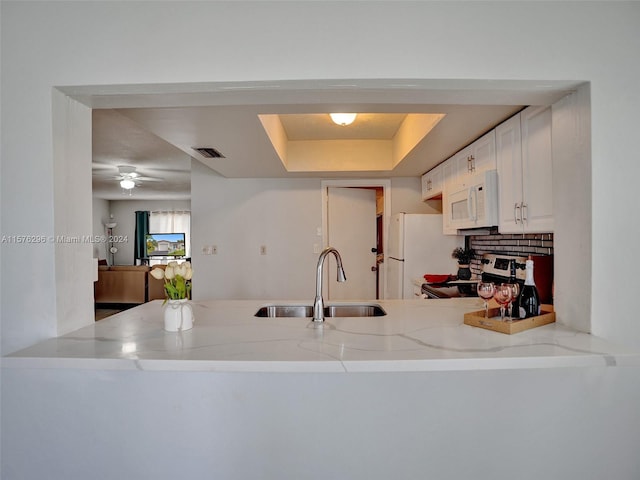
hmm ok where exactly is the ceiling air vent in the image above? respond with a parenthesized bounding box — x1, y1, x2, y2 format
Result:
(193, 147, 225, 159)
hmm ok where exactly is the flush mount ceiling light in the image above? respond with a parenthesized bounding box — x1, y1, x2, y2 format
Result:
(329, 113, 357, 126)
(120, 178, 135, 189)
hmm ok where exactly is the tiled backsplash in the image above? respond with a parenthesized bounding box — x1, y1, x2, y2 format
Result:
(467, 230, 554, 277)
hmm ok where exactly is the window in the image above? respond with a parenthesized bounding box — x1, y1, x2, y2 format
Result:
(149, 210, 191, 263)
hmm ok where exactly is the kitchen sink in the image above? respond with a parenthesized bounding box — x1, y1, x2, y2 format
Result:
(254, 304, 386, 318)
(323, 304, 386, 317)
(255, 305, 314, 318)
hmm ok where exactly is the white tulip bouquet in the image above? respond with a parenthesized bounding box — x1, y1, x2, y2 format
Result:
(150, 261, 193, 302)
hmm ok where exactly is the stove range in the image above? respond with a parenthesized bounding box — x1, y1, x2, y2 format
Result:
(421, 253, 531, 299)
(421, 279, 479, 299)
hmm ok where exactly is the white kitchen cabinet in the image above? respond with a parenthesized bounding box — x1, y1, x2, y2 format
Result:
(496, 106, 553, 234)
(496, 113, 522, 232)
(421, 163, 443, 200)
(443, 130, 496, 190)
(442, 147, 467, 188)
(440, 130, 496, 235)
(469, 130, 496, 176)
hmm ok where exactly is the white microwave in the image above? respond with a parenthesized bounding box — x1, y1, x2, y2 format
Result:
(445, 169, 499, 231)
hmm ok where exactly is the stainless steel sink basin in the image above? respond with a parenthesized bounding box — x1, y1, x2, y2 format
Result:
(254, 304, 386, 318)
(323, 304, 386, 317)
(255, 305, 314, 318)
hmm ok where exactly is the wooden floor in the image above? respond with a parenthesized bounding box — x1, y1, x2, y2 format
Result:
(94, 304, 136, 321)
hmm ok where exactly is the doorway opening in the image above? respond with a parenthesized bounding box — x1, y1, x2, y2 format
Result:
(321, 179, 391, 300)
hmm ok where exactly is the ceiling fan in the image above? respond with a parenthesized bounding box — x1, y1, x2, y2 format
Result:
(100, 165, 164, 193)
(116, 165, 142, 190)
(91, 161, 191, 198)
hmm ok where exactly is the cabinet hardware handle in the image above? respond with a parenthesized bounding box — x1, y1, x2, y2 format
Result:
(514, 203, 521, 224)
(469, 155, 475, 172)
(522, 203, 528, 223)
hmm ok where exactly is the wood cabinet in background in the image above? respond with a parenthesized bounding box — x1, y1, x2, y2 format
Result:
(496, 106, 554, 233)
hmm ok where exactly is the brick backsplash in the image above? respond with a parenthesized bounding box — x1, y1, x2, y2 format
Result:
(467, 230, 554, 277)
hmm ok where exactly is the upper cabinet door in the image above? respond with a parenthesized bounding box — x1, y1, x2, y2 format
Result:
(442, 146, 468, 189)
(446, 131, 496, 187)
(497, 106, 554, 234)
(470, 130, 496, 176)
(421, 163, 443, 200)
(496, 113, 523, 234)
(521, 105, 554, 233)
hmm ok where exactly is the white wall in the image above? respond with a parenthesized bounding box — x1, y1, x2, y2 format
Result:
(192, 162, 440, 300)
(390, 177, 442, 214)
(0, 0, 639, 354)
(4, 366, 640, 480)
(552, 86, 592, 333)
(3, 1, 638, 352)
(92, 197, 110, 260)
(192, 160, 323, 300)
(4, 1, 639, 350)
(2, 2, 640, 478)
(52, 91, 95, 338)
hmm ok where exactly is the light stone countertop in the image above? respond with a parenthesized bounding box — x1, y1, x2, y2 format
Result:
(4, 299, 640, 372)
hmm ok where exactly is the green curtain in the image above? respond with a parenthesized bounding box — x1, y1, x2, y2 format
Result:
(134, 210, 150, 263)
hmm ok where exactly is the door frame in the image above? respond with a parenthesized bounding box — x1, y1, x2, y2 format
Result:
(321, 179, 392, 300)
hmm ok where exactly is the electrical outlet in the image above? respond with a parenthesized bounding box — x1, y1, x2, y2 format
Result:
(202, 246, 212, 255)
(260, 245, 267, 255)
(212, 245, 218, 255)
(313, 243, 320, 254)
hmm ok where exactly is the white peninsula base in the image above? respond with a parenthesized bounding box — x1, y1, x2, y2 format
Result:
(3, 299, 640, 479)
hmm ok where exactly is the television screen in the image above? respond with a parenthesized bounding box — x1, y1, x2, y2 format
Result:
(145, 233, 186, 258)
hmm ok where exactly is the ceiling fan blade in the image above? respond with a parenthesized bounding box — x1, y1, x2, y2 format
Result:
(117, 165, 137, 176)
(136, 176, 164, 182)
(91, 162, 115, 171)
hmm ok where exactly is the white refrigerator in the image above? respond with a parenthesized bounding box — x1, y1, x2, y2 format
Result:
(386, 213, 464, 299)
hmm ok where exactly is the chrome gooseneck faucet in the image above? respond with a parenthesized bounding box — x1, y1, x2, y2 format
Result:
(313, 247, 347, 322)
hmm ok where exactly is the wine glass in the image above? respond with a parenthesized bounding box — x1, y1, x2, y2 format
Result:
(493, 284, 513, 321)
(477, 281, 496, 318)
(506, 283, 520, 320)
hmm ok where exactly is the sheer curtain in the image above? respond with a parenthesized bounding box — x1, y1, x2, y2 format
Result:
(149, 210, 191, 262)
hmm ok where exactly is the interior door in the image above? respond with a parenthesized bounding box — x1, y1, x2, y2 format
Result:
(327, 187, 377, 300)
